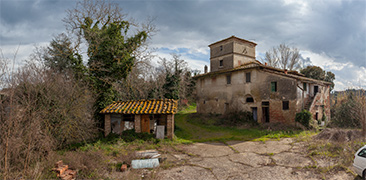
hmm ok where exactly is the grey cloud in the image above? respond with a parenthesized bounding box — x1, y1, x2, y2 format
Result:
(119, 0, 365, 67)
(0, 0, 365, 91)
(1, 0, 75, 45)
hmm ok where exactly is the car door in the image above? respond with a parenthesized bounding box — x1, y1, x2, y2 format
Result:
(355, 148, 366, 173)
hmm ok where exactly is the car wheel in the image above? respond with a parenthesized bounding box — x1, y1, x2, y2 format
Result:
(363, 170, 366, 180)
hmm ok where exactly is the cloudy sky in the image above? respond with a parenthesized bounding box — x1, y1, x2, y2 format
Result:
(1, 0, 365, 91)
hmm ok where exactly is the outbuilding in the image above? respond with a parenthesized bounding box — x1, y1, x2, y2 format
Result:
(100, 99, 178, 139)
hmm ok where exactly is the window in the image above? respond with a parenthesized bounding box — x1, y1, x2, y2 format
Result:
(271, 82, 277, 92)
(303, 82, 307, 91)
(282, 101, 289, 110)
(246, 97, 254, 103)
(262, 101, 269, 106)
(358, 149, 366, 158)
(246, 72, 251, 83)
(219, 60, 223, 67)
(220, 45, 223, 51)
(226, 75, 231, 84)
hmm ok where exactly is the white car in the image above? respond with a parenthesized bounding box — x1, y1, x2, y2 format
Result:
(354, 145, 366, 179)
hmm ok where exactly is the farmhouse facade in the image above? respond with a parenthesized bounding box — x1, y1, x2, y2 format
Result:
(100, 99, 178, 139)
(195, 36, 331, 124)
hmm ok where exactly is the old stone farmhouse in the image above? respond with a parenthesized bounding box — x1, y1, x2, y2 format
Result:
(195, 36, 331, 124)
(100, 99, 178, 139)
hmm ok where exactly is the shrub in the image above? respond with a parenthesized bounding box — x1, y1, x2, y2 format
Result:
(330, 93, 361, 128)
(295, 110, 312, 129)
(223, 111, 257, 126)
(120, 129, 159, 143)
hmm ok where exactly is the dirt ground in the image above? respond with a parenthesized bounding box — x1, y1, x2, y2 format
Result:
(151, 138, 357, 180)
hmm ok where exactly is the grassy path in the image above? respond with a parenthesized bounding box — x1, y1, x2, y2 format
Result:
(174, 105, 312, 142)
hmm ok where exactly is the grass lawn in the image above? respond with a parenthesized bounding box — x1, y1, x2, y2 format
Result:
(174, 104, 315, 142)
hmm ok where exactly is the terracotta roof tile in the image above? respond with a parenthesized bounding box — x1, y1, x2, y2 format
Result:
(100, 99, 178, 114)
(194, 61, 331, 85)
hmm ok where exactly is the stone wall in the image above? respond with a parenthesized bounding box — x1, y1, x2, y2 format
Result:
(210, 38, 256, 72)
(308, 85, 331, 122)
(196, 68, 330, 124)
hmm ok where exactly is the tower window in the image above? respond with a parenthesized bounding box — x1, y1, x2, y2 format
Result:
(220, 45, 223, 51)
(219, 60, 223, 67)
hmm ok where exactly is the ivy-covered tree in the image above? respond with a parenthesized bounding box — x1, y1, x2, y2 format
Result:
(64, 0, 150, 126)
(81, 17, 147, 123)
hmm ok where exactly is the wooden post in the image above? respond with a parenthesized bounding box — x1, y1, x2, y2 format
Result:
(135, 115, 141, 133)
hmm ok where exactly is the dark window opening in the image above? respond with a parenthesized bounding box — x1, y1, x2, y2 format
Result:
(246, 97, 254, 103)
(246, 72, 251, 83)
(220, 45, 223, 51)
(203, 100, 206, 104)
(314, 86, 319, 94)
(219, 60, 223, 67)
(262, 101, 269, 106)
(122, 114, 134, 121)
(271, 82, 277, 92)
(303, 82, 307, 91)
(315, 112, 318, 120)
(282, 101, 289, 110)
(226, 75, 231, 84)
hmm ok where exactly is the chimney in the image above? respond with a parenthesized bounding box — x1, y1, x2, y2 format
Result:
(265, 62, 268, 66)
(204, 65, 208, 73)
(284, 69, 288, 74)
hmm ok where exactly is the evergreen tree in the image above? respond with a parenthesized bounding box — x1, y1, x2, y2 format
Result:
(43, 33, 86, 78)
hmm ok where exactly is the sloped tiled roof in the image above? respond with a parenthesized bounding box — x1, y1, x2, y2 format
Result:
(194, 61, 331, 85)
(100, 99, 178, 114)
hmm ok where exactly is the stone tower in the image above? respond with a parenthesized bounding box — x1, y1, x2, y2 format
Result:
(209, 36, 257, 72)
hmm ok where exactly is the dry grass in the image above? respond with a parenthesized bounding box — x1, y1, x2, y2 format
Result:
(307, 128, 366, 177)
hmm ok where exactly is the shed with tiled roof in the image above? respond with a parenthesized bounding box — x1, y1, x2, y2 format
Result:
(101, 99, 178, 139)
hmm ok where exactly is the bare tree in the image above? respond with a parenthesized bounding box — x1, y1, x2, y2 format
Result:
(63, 0, 155, 55)
(264, 44, 301, 70)
(0, 54, 97, 179)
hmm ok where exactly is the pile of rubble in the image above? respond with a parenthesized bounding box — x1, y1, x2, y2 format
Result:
(52, 160, 77, 180)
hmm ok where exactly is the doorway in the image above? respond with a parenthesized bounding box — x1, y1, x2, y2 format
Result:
(314, 86, 319, 95)
(262, 101, 270, 123)
(262, 107, 269, 123)
(141, 115, 150, 133)
(252, 107, 258, 122)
